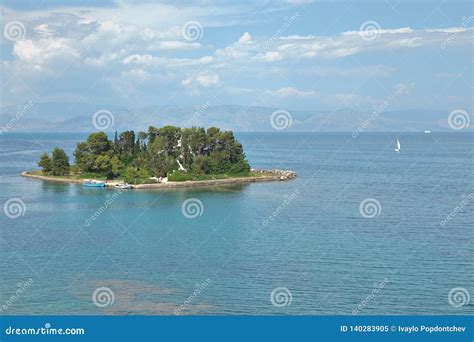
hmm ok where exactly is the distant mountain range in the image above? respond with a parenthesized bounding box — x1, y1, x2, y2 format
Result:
(0, 102, 465, 133)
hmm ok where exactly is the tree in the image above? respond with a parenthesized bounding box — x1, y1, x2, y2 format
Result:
(51, 148, 70, 176)
(113, 131, 119, 153)
(118, 131, 135, 155)
(92, 154, 123, 178)
(87, 132, 110, 155)
(125, 166, 140, 184)
(74, 142, 94, 171)
(38, 153, 52, 174)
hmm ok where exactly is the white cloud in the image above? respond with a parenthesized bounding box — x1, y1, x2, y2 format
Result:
(123, 54, 154, 65)
(34, 24, 54, 37)
(197, 73, 220, 87)
(121, 68, 149, 79)
(238, 32, 252, 43)
(255, 51, 282, 62)
(13, 38, 80, 65)
(394, 82, 415, 96)
(148, 41, 201, 51)
(273, 87, 317, 97)
(182, 73, 220, 90)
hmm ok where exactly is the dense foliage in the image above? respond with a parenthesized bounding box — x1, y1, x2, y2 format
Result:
(38, 126, 250, 182)
(38, 148, 70, 176)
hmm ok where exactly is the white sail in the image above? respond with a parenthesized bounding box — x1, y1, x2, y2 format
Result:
(395, 138, 400, 151)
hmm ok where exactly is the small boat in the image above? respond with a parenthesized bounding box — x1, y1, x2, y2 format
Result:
(83, 179, 106, 187)
(115, 183, 133, 189)
(424, 130, 431, 134)
(394, 138, 401, 152)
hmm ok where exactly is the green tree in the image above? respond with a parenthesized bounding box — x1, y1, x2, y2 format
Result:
(118, 131, 135, 155)
(87, 132, 110, 155)
(74, 142, 94, 171)
(51, 148, 70, 176)
(38, 152, 52, 174)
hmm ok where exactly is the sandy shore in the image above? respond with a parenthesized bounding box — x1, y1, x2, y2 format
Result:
(21, 170, 296, 189)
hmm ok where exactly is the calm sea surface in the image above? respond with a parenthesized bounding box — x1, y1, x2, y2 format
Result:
(0, 132, 473, 315)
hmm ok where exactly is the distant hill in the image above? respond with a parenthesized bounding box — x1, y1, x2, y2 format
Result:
(0, 102, 465, 133)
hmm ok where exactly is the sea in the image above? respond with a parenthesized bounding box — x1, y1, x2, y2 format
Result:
(0, 132, 473, 315)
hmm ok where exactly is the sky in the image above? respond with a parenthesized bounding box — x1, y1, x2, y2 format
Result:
(1, 0, 473, 112)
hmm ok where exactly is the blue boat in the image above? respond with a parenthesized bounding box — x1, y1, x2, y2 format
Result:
(83, 179, 106, 187)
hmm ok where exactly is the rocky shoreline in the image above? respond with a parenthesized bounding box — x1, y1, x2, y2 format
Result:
(21, 170, 297, 189)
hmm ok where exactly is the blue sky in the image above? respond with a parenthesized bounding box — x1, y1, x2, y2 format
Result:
(1, 0, 472, 112)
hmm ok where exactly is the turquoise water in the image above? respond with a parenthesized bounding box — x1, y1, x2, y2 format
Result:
(1, 132, 473, 315)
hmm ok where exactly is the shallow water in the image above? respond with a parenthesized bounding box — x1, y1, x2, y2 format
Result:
(0, 132, 473, 315)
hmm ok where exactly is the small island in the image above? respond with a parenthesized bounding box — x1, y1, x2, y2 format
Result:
(22, 125, 296, 189)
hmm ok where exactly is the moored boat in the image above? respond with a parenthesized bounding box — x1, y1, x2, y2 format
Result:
(83, 179, 106, 187)
(115, 183, 133, 189)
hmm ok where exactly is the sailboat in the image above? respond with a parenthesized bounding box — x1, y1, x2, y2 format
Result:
(394, 138, 400, 152)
